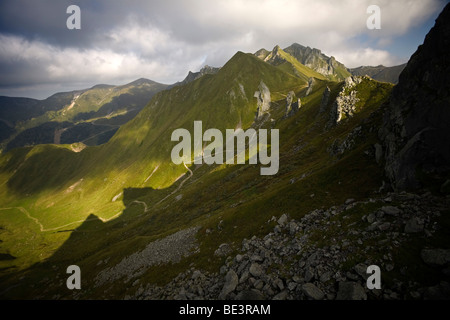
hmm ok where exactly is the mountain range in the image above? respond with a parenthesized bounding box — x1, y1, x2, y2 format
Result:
(0, 79, 168, 152)
(0, 3, 449, 301)
(1, 44, 404, 153)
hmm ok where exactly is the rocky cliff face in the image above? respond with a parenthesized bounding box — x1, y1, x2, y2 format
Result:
(263, 45, 285, 66)
(328, 76, 362, 126)
(285, 91, 301, 117)
(284, 43, 351, 80)
(380, 3, 450, 191)
(254, 81, 271, 119)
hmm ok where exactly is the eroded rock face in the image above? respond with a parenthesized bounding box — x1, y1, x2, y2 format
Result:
(328, 76, 362, 126)
(305, 77, 315, 96)
(254, 81, 271, 119)
(285, 91, 301, 117)
(380, 4, 450, 191)
(319, 86, 331, 113)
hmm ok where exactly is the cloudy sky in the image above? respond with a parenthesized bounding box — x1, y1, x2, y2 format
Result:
(0, 0, 447, 99)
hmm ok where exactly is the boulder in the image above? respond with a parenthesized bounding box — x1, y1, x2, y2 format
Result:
(302, 283, 325, 300)
(277, 214, 288, 226)
(404, 217, 424, 233)
(235, 289, 265, 300)
(421, 249, 450, 266)
(214, 243, 232, 257)
(249, 263, 263, 278)
(336, 282, 367, 300)
(382, 206, 402, 216)
(219, 270, 238, 299)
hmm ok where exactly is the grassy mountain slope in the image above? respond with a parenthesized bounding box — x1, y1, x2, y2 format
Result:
(0, 48, 398, 298)
(1, 79, 168, 152)
(0, 51, 305, 270)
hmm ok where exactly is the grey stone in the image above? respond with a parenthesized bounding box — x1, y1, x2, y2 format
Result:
(302, 283, 325, 300)
(253, 279, 264, 290)
(219, 270, 238, 300)
(378, 222, 391, 231)
(345, 198, 355, 205)
(336, 282, 367, 300)
(305, 77, 315, 96)
(272, 290, 288, 300)
(254, 81, 271, 119)
(354, 264, 368, 279)
(287, 281, 297, 291)
(277, 214, 288, 226)
(289, 221, 298, 235)
(421, 249, 450, 266)
(404, 217, 424, 233)
(304, 267, 315, 282)
(382, 206, 402, 216)
(319, 271, 332, 283)
(214, 243, 232, 257)
(285, 91, 301, 116)
(423, 282, 450, 300)
(249, 263, 263, 278)
(235, 289, 265, 300)
(192, 270, 203, 280)
(367, 213, 376, 224)
(239, 271, 249, 284)
(273, 278, 284, 291)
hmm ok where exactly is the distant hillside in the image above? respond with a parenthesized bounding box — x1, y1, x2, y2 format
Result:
(0, 78, 168, 151)
(350, 64, 407, 84)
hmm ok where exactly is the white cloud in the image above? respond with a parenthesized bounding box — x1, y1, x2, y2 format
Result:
(0, 0, 446, 98)
(330, 47, 402, 68)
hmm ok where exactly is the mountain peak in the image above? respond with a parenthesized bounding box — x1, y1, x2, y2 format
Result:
(178, 64, 220, 85)
(283, 43, 350, 81)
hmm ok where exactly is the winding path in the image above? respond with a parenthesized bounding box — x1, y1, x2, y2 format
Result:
(155, 162, 193, 206)
(0, 207, 122, 232)
(0, 163, 193, 232)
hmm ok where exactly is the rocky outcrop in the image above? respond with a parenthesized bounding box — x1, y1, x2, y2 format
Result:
(328, 76, 362, 126)
(127, 191, 449, 301)
(305, 77, 315, 96)
(254, 81, 271, 119)
(285, 91, 301, 117)
(319, 86, 331, 113)
(263, 45, 285, 66)
(379, 4, 450, 191)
